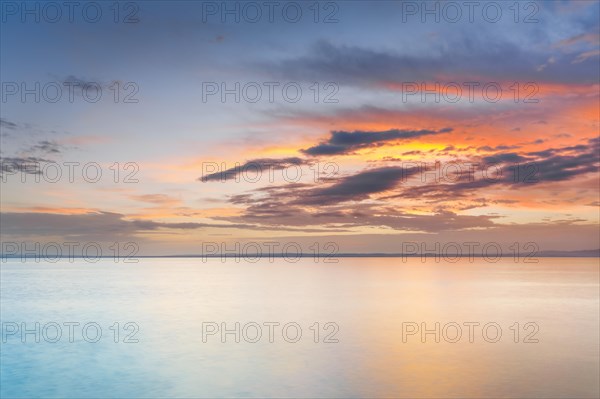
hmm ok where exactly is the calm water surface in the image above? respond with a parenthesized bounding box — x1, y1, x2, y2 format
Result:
(1, 257, 598, 398)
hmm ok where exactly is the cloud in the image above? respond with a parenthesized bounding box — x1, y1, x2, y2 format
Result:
(0, 211, 348, 241)
(214, 138, 599, 230)
(292, 166, 421, 205)
(60, 75, 118, 92)
(264, 39, 600, 88)
(199, 157, 307, 182)
(214, 196, 499, 232)
(396, 137, 600, 200)
(0, 157, 51, 177)
(130, 194, 182, 205)
(573, 49, 600, 63)
(477, 145, 522, 152)
(555, 31, 600, 48)
(0, 139, 67, 177)
(28, 140, 62, 154)
(552, 28, 600, 64)
(0, 212, 141, 239)
(0, 118, 18, 130)
(481, 152, 529, 164)
(54, 75, 127, 100)
(301, 128, 452, 156)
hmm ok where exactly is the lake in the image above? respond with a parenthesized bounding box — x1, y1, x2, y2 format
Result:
(1, 257, 598, 398)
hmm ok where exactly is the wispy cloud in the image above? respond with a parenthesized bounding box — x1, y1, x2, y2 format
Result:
(302, 128, 452, 156)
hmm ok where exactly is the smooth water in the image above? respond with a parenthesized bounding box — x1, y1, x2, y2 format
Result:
(1, 258, 599, 398)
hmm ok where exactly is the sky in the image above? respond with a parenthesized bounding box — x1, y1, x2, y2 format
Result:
(0, 0, 599, 256)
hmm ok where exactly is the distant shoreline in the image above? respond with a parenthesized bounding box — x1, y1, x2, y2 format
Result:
(2, 250, 599, 259)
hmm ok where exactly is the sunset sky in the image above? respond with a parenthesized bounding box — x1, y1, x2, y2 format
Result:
(1, 0, 599, 255)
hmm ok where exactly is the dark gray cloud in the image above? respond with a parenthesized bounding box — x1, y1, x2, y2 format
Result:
(60, 75, 119, 93)
(199, 157, 306, 182)
(264, 38, 600, 88)
(0, 138, 66, 177)
(206, 135, 598, 224)
(481, 153, 529, 164)
(293, 166, 421, 205)
(398, 137, 600, 201)
(28, 140, 62, 154)
(0, 118, 18, 130)
(0, 212, 140, 240)
(477, 145, 521, 152)
(302, 128, 452, 156)
(214, 197, 499, 232)
(0, 211, 350, 240)
(0, 157, 51, 177)
(216, 138, 599, 227)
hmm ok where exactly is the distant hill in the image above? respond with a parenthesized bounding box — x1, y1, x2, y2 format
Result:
(536, 249, 600, 257)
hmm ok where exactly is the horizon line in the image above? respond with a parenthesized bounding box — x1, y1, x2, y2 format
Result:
(2, 250, 599, 259)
